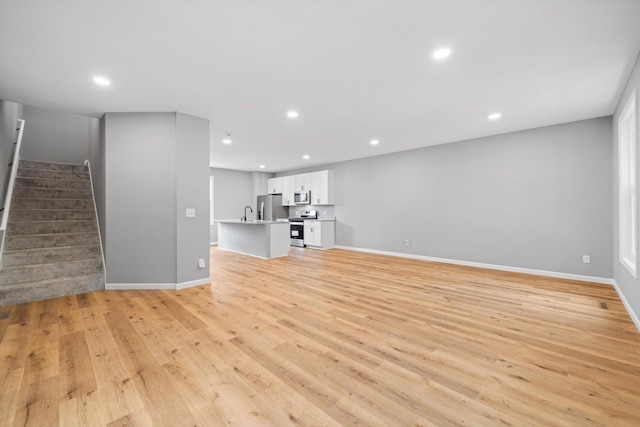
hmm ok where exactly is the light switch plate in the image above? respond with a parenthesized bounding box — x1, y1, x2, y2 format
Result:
(186, 208, 196, 218)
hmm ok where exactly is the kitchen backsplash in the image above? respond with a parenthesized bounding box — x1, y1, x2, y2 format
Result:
(289, 205, 336, 219)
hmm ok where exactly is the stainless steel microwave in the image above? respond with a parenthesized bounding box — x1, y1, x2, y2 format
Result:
(294, 190, 310, 204)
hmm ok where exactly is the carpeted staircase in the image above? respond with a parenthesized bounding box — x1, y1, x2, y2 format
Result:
(0, 160, 104, 306)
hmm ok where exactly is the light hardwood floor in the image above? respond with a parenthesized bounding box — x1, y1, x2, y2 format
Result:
(1, 246, 640, 426)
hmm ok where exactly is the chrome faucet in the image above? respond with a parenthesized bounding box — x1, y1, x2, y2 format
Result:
(242, 205, 253, 221)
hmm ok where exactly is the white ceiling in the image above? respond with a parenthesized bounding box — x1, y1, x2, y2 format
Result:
(1, 0, 640, 172)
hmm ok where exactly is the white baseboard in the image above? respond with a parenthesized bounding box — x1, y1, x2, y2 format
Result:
(106, 283, 176, 290)
(612, 280, 640, 332)
(335, 245, 615, 285)
(107, 279, 211, 290)
(210, 242, 218, 246)
(176, 277, 210, 290)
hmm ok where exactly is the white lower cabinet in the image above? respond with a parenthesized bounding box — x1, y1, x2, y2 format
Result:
(303, 220, 335, 249)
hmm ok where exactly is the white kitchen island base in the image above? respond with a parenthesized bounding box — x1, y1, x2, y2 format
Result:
(217, 220, 290, 259)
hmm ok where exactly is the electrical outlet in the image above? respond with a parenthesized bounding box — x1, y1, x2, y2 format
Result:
(198, 258, 205, 268)
(186, 208, 196, 218)
(582, 255, 590, 264)
(404, 238, 410, 246)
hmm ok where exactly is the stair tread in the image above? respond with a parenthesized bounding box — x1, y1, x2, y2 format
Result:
(14, 187, 91, 192)
(0, 272, 103, 294)
(11, 199, 94, 203)
(16, 176, 89, 182)
(10, 208, 94, 211)
(0, 272, 102, 287)
(3, 244, 100, 254)
(0, 257, 101, 272)
(6, 231, 98, 237)
(8, 219, 96, 223)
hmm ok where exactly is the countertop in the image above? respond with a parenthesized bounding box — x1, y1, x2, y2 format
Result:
(289, 217, 337, 222)
(217, 219, 290, 225)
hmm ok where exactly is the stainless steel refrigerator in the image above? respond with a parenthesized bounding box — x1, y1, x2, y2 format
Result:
(256, 194, 288, 221)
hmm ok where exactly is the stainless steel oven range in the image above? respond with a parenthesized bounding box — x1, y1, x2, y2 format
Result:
(290, 210, 317, 247)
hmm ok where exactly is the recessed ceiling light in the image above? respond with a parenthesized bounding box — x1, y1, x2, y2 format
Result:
(302, 154, 310, 160)
(488, 112, 502, 120)
(370, 139, 380, 146)
(287, 110, 299, 119)
(432, 48, 451, 60)
(93, 76, 111, 86)
(259, 165, 265, 169)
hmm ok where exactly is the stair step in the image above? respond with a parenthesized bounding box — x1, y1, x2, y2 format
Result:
(17, 168, 90, 181)
(10, 198, 94, 210)
(19, 160, 86, 173)
(0, 273, 103, 306)
(4, 232, 100, 250)
(2, 245, 101, 267)
(9, 209, 96, 222)
(14, 177, 91, 190)
(12, 187, 92, 199)
(7, 220, 97, 235)
(0, 258, 102, 286)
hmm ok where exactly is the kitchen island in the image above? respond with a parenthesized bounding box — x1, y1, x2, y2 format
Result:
(217, 219, 290, 259)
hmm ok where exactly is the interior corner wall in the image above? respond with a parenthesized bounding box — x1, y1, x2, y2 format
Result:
(613, 52, 640, 322)
(209, 168, 253, 243)
(176, 113, 210, 284)
(250, 171, 273, 204)
(104, 113, 177, 284)
(278, 116, 613, 279)
(0, 100, 23, 207)
(89, 115, 106, 258)
(21, 104, 92, 164)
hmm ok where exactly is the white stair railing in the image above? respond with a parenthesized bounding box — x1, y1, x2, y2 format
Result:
(0, 119, 26, 268)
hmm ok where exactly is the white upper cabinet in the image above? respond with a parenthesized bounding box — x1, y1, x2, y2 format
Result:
(267, 177, 282, 194)
(281, 175, 294, 206)
(294, 173, 312, 192)
(308, 170, 334, 205)
(270, 170, 334, 205)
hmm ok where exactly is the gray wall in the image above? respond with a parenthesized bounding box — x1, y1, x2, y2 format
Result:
(105, 113, 177, 284)
(279, 117, 613, 279)
(21, 105, 94, 164)
(89, 115, 106, 262)
(613, 53, 640, 320)
(176, 113, 210, 283)
(209, 167, 253, 243)
(251, 171, 272, 206)
(0, 100, 23, 209)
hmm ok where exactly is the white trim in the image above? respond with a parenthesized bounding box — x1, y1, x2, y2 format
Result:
(106, 283, 176, 290)
(107, 278, 211, 290)
(176, 277, 210, 290)
(617, 88, 638, 278)
(612, 280, 640, 333)
(84, 159, 107, 286)
(210, 242, 218, 246)
(216, 246, 285, 259)
(335, 245, 615, 285)
(20, 158, 84, 166)
(0, 119, 26, 269)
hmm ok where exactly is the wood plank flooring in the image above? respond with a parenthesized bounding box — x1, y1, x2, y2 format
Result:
(1, 246, 640, 426)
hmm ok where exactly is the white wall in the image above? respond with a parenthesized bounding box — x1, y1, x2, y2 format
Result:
(279, 116, 613, 279)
